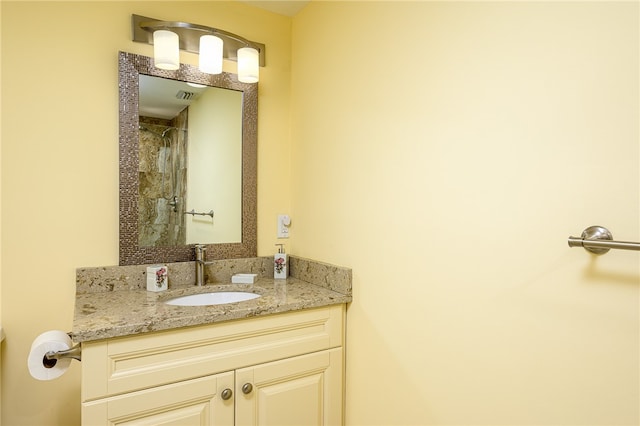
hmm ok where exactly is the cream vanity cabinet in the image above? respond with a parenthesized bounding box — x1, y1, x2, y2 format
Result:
(81, 305, 345, 426)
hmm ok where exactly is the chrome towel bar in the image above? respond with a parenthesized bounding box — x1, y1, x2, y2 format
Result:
(183, 209, 214, 218)
(568, 225, 640, 255)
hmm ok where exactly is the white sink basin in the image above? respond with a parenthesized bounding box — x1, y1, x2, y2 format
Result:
(165, 291, 261, 307)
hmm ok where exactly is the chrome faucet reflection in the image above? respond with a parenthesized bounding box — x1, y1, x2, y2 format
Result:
(195, 244, 215, 286)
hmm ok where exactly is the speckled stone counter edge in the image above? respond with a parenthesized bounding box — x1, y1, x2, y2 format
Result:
(76, 256, 352, 296)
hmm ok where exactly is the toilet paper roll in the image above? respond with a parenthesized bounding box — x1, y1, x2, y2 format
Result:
(27, 330, 73, 381)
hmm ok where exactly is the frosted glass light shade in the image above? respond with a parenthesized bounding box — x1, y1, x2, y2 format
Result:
(199, 35, 223, 74)
(237, 47, 259, 83)
(153, 30, 179, 70)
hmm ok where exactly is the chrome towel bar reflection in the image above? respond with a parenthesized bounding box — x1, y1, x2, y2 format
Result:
(568, 225, 640, 255)
(183, 209, 214, 218)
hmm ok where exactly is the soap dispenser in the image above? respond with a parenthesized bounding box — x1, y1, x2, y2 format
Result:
(274, 244, 288, 279)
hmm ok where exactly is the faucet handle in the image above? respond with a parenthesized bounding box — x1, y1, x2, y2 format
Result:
(194, 244, 207, 262)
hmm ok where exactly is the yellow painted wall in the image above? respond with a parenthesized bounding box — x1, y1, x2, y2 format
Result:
(0, 1, 3, 420)
(2, 1, 638, 425)
(187, 87, 243, 244)
(0, 2, 290, 424)
(291, 2, 639, 425)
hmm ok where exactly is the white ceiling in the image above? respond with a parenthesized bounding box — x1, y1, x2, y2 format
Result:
(139, 75, 208, 119)
(239, 1, 310, 17)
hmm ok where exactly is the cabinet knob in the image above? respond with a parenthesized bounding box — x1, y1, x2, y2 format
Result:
(221, 388, 233, 400)
(242, 383, 253, 394)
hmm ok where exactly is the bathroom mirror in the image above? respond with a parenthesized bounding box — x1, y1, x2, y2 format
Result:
(119, 51, 257, 265)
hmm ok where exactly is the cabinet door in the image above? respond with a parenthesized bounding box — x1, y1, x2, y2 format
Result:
(235, 348, 343, 426)
(82, 371, 234, 426)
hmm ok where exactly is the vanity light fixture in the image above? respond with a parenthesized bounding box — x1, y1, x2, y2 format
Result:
(237, 47, 260, 83)
(153, 30, 180, 70)
(199, 34, 223, 75)
(132, 14, 265, 82)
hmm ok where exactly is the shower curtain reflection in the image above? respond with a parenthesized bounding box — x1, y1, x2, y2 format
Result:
(138, 109, 188, 246)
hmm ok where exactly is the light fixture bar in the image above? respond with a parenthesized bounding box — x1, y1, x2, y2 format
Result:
(131, 14, 266, 67)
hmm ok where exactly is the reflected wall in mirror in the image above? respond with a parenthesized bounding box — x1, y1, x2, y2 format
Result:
(119, 52, 257, 265)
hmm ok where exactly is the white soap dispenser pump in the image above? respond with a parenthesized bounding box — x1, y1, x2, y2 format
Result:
(274, 244, 288, 279)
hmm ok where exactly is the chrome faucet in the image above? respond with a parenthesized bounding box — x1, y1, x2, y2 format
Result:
(194, 244, 214, 286)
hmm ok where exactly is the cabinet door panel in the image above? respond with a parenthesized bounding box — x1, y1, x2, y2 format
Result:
(82, 372, 234, 426)
(235, 349, 343, 426)
(257, 373, 325, 425)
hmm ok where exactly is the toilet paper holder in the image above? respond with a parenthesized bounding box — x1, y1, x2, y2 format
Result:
(42, 340, 81, 367)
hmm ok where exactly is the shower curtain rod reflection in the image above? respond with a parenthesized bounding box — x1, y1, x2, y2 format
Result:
(139, 125, 188, 135)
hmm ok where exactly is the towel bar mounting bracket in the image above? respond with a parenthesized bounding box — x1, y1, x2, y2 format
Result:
(568, 225, 640, 255)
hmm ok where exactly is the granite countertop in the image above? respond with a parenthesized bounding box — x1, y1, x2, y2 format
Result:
(72, 257, 352, 343)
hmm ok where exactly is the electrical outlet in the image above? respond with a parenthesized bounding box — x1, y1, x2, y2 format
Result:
(277, 215, 291, 238)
